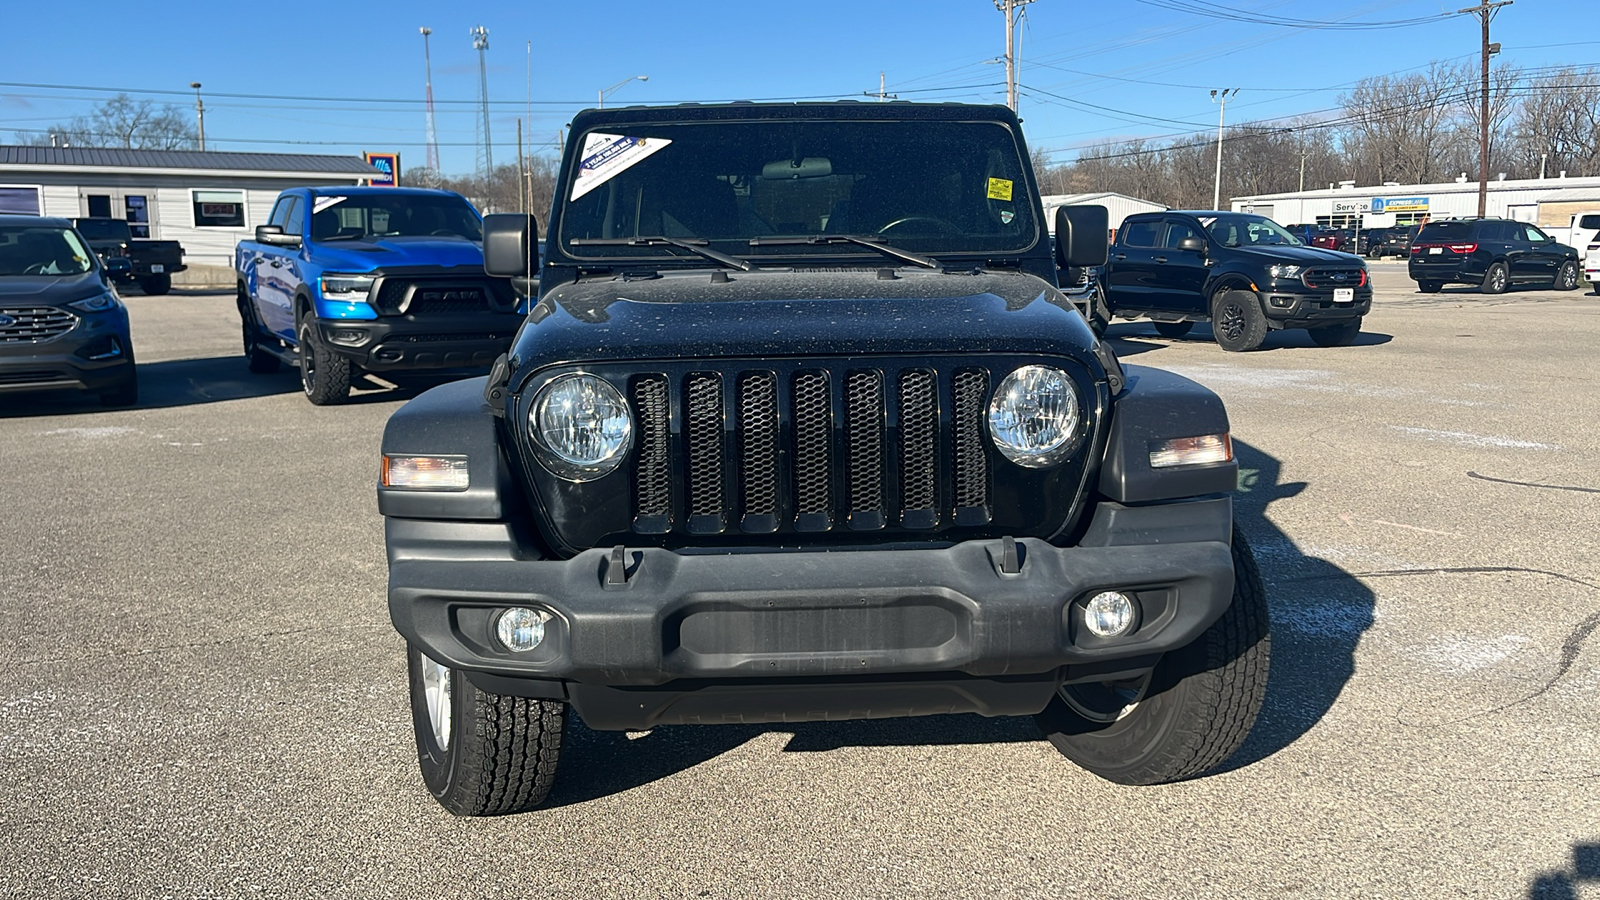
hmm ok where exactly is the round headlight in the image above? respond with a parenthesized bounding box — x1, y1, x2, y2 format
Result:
(530, 373, 632, 481)
(987, 365, 1081, 468)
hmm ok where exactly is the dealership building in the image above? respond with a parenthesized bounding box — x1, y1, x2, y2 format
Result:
(1229, 174, 1600, 243)
(0, 146, 384, 284)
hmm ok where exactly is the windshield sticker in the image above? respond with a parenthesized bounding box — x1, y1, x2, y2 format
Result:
(313, 196, 346, 213)
(570, 133, 672, 201)
(986, 178, 1014, 201)
(1198, 217, 1218, 227)
(1000, 210, 1015, 224)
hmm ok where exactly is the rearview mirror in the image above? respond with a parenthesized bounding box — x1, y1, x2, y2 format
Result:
(1054, 205, 1110, 268)
(761, 157, 833, 180)
(255, 224, 301, 248)
(483, 213, 538, 277)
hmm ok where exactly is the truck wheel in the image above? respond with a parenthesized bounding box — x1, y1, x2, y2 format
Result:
(139, 274, 172, 295)
(239, 291, 280, 374)
(1417, 281, 1443, 293)
(1555, 261, 1580, 291)
(1152, 320, 1192, 339)
(1035, 527, 1270, 785)
(1481, 262, 1509, 294)
(1307, 319, 1361, 347)
(408, 644, 566, 816)
(298, 319, 351, 405)
(1211, 290, 1267, 352)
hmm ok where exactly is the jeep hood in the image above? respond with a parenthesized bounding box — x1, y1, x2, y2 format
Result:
(509, 269, 1099, 374)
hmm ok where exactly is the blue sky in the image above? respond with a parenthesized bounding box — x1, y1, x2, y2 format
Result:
(1, 0, 1593, 174)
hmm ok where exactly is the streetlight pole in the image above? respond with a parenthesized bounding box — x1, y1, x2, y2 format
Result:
(189, 82, 205, 151)
(598, 75, 648, 109)
(1211, 88, 1235, 211)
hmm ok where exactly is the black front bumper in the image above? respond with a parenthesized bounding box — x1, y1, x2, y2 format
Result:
(387, 497, 1237, 729)
(0, 309, 134, 395)
(1259, 288, 1370, 328)
(316, 314, 521, 372)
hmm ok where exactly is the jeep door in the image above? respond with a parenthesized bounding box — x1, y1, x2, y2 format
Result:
(1106, 218, 1164, 311)
(1151, 217, 1209, 313)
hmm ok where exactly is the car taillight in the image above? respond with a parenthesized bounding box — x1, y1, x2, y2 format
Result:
(1449, 243, 1478, 254)
(1411, 245, 1425, 253)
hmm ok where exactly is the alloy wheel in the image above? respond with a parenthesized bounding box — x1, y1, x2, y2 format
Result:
(419, 653, 452, 749)
(1059, 672, 1154, 724)
(1218, 301, 1246, 341)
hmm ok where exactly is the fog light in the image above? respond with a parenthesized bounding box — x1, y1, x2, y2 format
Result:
(495, 607, 548, 652)
(329, 328, 369, 346)
(1084, 591, 1138, 638)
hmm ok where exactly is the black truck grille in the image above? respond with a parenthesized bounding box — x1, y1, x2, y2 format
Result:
(627, 362, 997, 536)
(0, 307, 77, 343)
(373, 279, 506, 315)
(1300, 267, 1367, 290)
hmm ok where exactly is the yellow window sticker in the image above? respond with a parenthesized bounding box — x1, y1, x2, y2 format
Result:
(987, 178, 1014, 201)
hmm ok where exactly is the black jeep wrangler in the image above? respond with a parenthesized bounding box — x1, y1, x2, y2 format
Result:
(378, 102, 1269, 816)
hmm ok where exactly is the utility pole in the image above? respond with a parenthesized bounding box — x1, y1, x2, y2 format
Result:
(420, 28, 440, 171)
(1299, 144, 1308, 193)
(995, 0, 1036, 112)
(189, 82, 205, 151)
(863, 72, 898, 102)
(1211, 88, 1236, 211)
(1460, 0, 1511, 217)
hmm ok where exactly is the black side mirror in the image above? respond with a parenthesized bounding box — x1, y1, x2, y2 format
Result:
(1177, 236, 1206, 253)
(483, 213, 538, 277)
(255, 224, 301, 248)
(1054, 205, 1110, 268)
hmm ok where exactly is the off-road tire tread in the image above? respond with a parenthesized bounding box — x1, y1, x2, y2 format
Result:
(1212, 290, 1267, 352)
(299, 320, 351, 405)
(443, 678, 566, 817)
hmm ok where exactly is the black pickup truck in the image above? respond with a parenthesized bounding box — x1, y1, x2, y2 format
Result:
(1104, 211, 1370, 350)
(72, 217, 186, 295)
(376, 102, 1269, 816)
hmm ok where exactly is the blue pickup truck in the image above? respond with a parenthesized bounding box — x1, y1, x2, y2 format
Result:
(235, 186, 524, 404)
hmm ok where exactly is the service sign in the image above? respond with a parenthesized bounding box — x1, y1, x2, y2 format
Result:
(1371, 196, 1429, 213)
(365, 152, 400, 187)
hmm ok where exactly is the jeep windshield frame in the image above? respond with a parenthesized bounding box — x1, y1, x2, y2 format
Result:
(554, 115, 1042, 267)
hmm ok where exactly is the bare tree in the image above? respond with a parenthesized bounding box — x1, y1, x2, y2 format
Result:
(1511, 66, 1600, 177)
(36, 94, 197, 150)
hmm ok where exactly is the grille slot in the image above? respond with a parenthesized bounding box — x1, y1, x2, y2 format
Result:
(685, 373, 725, 533)
(738, 372, 779, 531)
(898, 369, 938, 527)
(792, 371, 833, 530)
(845, 370, 886, 528)
(632, 377, 671, 533)
(0, 307, 77, 343)
(952, 369, 991, 515)
(375, 280, 501, 315)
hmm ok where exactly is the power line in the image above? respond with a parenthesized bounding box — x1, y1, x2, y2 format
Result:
(1129, 0, 1457, 30)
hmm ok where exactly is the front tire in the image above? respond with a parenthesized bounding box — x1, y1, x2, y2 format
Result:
(1555, 260, 1580, 291)
(407, 644, 567, 816)
(1481, 261, 1509, 294)
(1308, 319, 1361, 347)
(1211, 290, 1267, 352)
(298, 317, 351, 405)
(1035, 527, 1270, 785)
(1152, 320, 1193, 339)
(1084, 284, 1110, 337)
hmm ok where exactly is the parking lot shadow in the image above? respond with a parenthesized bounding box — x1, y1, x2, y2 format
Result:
(1105, 322, 1392, 354)
(1213, 438, 1376, 774)
(0, 357, 445, 418)
(1528, 843, 1600, 898)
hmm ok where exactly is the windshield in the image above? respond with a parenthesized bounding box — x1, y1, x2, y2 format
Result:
(310, 195, 482, 242)
(0, 225, 96, 276)
(73, 219, 130, 242)
(559, 119, 1037, 260)
(1201, 214, 1301, 247)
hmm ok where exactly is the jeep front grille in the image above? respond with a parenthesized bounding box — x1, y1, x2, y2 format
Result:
(0, 307, 77, 343)
(626, 362, 997, 536)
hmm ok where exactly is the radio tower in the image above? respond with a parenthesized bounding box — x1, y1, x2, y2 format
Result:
(471, 25, 493, 181)
(419, 27, 440, 171)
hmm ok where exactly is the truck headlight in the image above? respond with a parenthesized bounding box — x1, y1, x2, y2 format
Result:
(319, 273, 375, 300)
(530, 374, 632, 481)
(1268, 264, 1303, 279)
(988, 365, 1081, 468)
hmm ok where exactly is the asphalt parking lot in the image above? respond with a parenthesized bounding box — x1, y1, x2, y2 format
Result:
(3, 261, 1597, 898)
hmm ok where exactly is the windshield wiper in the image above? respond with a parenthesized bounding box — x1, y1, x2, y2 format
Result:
(570, 236, 756, 272)
(748, 234, 939, 269)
